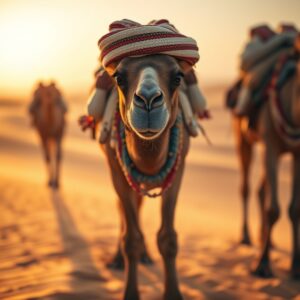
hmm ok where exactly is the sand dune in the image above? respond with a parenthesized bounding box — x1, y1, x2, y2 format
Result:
(0, 90, 299, 299)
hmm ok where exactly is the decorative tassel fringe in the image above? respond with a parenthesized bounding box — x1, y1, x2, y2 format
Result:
(87, 88, 108, 122)
(187, 84, 207, 117)
(99, 88, 118, 144)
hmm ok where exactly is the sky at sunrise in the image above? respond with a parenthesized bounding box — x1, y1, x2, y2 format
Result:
(0, 0, 299, 100)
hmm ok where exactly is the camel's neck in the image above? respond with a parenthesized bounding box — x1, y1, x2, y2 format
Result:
(41, 99, 54, 123)
(279, 69, 300, 128)
(125, 129, 170, 175)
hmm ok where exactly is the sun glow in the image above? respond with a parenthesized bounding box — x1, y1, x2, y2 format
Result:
(0, 0, 299, 100)
(0, 4, 60, 97)
(0, 1, 98, 100)
(1, 13, 53, 70)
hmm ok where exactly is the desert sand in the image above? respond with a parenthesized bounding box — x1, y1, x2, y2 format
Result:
(0, 87, 300, 300)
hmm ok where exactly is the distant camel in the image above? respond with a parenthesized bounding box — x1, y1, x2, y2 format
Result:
(232, 53, 300, 278)
(29, 82, 67, 188)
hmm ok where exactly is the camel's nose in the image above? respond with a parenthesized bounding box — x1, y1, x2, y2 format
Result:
(134, 85, 163, 111)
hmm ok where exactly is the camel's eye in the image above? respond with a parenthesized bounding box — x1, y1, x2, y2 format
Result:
(173, 72, 184, 86)
(114, 73, 126, 87)
(115, 75, 124, 86)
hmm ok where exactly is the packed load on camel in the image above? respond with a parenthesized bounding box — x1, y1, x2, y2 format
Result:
(226, 23, 299, 126)
(79, 19, 209, 143)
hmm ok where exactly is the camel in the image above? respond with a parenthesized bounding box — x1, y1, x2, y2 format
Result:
(232, 53, 300, 278)
(29, 82, 67, 189)
(100, 54, 190, 300)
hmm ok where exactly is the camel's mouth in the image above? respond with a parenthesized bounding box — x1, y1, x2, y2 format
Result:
(134, 130, 165, 140)
(127, 105, 169, 140)
(143, 131, 158, 137)
(136, 129, 162, 140)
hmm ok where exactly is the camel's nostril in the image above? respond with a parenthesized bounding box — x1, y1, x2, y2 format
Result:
(150, 92, 163, 109)
(134, 90, 163, 111)
(133, 94, 146, 109)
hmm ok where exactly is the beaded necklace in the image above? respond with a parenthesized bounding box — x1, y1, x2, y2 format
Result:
(114, 112, 183, 198)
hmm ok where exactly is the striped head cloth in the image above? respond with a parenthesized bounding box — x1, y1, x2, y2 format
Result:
(98, 19, 200, 74)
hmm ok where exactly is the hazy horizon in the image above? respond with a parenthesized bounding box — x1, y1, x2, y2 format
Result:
(0, 0, 299, 101)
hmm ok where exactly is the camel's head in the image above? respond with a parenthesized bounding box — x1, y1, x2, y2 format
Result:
(39, 85, 55, 104)
(112, 54, 184, 140)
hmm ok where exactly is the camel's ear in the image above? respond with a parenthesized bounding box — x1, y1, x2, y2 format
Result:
(105, 62, 120, 77)
(178, 61, 193, 74)
(295, 34, 300, 54)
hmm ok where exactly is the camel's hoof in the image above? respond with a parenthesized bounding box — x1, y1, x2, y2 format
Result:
(48, 180, 59, 189)
(124, 289, 140, 300)
(251, 261, 274, 278)
(164, 290, 183, 300)
(52, 181, 59, 189)
(240, 235, 252, 246)
(291, 261, 300, 279)
(240, 228, 252, 246)
(140, 252, 154, 265)
(291, 269, 300, 280)
(106, 254, 124, 270)
(107, 250, 153, 270)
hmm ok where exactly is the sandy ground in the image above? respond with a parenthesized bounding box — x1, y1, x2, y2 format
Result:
(0, 88, 300, 300)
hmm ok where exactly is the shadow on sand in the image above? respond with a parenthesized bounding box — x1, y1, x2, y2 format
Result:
(48, 191, 300, 300)
(49, 190, 110, 300)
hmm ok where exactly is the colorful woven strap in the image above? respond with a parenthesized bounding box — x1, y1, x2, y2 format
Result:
(269, 54, 300, 147)
(98, 19, 199, 72)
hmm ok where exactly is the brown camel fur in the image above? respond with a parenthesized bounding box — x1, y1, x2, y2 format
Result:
(233, 61, 300, 278)
(30, 84, 66, 189)
(101, 54, 190, 300)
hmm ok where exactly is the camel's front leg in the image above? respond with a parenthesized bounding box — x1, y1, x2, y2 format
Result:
(53, 137, 62, 189)
(108, 197, 153, 270)
(257, 176, 267, 246)
(234, 118, 253, 245)
(158, 164, 185, 300)
(107, 200, 126, 269)
(252, 146, 280, 277)
(289, 153, 300, 279)
(105, 149, 145, 300)
(136, 197, 153, 265)
(120, 194, 144, 300)
(40, 135, 52, 186)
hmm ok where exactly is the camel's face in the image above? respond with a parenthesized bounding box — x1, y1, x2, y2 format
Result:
(113, 55, 184, 140)
(39, 87, 52, 105)
(39, 85, 60, 106)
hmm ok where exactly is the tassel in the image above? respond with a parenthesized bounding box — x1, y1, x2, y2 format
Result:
(87, 67, 116, 126)
(99, 88, 118, 144)
(87, 88, 108, 122)
(186, 83, 207, 117)
(179, 90, 198, 137)
(197, 122, 212, 145)
(110, 125, 117, 149)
